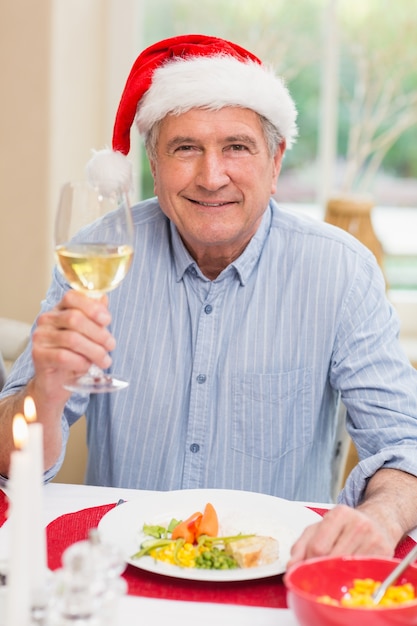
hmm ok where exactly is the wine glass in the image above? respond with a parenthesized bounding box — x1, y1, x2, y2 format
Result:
(54, 180, 134, 393)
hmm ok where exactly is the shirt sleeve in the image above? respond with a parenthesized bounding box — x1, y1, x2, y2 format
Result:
(330, 253, 417, 506)
(0, 267, 90, 482)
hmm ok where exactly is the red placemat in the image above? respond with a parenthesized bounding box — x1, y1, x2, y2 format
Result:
(45, 502, 417, 609)
(0, 490, 8, 527)
(2, 489, 416, 609)
(46, 502, 287, 608)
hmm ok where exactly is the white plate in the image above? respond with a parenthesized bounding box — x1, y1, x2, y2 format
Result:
(98, 488, 321, 582)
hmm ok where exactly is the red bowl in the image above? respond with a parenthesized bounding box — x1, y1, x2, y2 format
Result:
(285, 555, 417, 626)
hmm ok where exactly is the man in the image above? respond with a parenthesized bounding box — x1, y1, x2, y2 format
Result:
(1, 35, 417, 566)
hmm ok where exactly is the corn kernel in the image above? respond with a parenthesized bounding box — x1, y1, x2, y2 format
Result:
(318, 578, 416, 609)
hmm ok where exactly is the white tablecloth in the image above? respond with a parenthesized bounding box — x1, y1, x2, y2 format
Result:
(4, 482, 416, 625)
(0, 482, 301, 625)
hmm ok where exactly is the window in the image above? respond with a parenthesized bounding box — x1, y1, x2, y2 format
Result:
(140, 0, 417, 292)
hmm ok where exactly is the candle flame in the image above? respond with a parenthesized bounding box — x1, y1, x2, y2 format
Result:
(23, 396, 37, 423)
(13, 413, 29, 449)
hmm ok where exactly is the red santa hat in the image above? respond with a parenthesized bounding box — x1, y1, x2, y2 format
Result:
(86, 34, 298, 193)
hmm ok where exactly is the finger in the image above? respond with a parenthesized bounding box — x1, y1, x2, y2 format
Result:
(287, 522, 322, 567)
(38, 304, 115, 352)
(288, 505, 360, 567)
(288, 506, 394, 568)
(34, 307, 115, 375)
(317, 505, 394, 556)
(57, 290, 111, 326)
(34, 322, 113, 370)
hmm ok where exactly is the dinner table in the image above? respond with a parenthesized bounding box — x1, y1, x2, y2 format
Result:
(1, 482, 417, 625)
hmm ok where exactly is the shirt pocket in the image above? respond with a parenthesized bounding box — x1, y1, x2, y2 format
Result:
(231, 369, 312, 461)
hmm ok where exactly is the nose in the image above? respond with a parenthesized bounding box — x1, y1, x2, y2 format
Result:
(195, 151, 230, 191)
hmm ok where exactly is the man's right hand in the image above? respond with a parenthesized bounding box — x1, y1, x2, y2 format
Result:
(0, 290, 116, 477)
(31, 290, 116, 396)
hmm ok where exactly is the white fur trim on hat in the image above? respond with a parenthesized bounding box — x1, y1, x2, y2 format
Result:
(85, 148, 133, 196)
(136, 55, 298, 148)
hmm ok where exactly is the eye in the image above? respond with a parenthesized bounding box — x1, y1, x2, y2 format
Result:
(229, 144, 248, 152)
(174, 144, 201, 154)
(224, 143, 256, 155)
(170, 144, 202, 158)
(223, 135, 258, 154)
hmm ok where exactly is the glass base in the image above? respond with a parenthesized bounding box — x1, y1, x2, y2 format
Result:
(64, 372, 129, 394)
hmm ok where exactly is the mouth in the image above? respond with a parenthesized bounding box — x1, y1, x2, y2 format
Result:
(188, 199, 235, 208)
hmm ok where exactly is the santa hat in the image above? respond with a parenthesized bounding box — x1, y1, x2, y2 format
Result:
(86, 34, 298, 193)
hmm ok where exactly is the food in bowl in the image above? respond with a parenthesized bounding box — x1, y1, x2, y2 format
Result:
(318, 577, 415, 607)
(285, 555, 417, 626)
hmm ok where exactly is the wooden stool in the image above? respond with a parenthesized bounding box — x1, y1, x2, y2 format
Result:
(325, 195, 385, 268)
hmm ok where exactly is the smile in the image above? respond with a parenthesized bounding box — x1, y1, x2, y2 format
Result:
(191, 200, 232, 207)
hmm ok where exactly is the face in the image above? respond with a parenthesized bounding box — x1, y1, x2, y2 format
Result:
(149, 107, 285, 270)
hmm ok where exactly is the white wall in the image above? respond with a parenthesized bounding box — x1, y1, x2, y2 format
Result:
(0, 0, 140, 323)
(0, 0, 52, 322)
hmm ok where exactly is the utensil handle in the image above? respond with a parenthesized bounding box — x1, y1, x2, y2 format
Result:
(372, 543, 417, 604)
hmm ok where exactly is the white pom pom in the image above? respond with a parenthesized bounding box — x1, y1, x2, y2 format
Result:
(85, 149, 133, 197)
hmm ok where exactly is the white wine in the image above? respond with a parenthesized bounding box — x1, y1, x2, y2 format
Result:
(54, 180, 134, 392)
(56, 243, 133, 295)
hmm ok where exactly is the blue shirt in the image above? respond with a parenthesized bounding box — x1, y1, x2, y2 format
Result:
(3, 198, 417, 503)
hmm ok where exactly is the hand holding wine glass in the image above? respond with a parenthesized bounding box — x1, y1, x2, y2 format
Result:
(54, 179, 134, 393)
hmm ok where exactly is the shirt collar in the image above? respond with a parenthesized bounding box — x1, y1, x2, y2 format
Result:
(170, 203, 272, 285)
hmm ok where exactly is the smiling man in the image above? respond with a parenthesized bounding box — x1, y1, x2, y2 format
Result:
(1, 34, 417, 566)
(150, 107, 285, 278)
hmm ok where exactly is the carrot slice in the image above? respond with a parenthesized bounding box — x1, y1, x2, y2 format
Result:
(171, 511, 203, 543)
(196, 502, 219, 538)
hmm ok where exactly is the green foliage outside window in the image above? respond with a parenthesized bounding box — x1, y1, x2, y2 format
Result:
(139, 0, 417, 202)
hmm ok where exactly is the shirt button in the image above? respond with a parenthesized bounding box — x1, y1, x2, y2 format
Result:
(196, 374, 207, 384)
(204, 304, 213, 314)
(190, 443, 200, 453)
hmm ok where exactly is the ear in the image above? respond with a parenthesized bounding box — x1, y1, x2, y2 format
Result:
(270, 140, 286, 195)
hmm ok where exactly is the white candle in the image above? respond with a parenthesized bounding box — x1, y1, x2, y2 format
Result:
(6, 414, 31, 626)
(23, 396, 48, 606)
